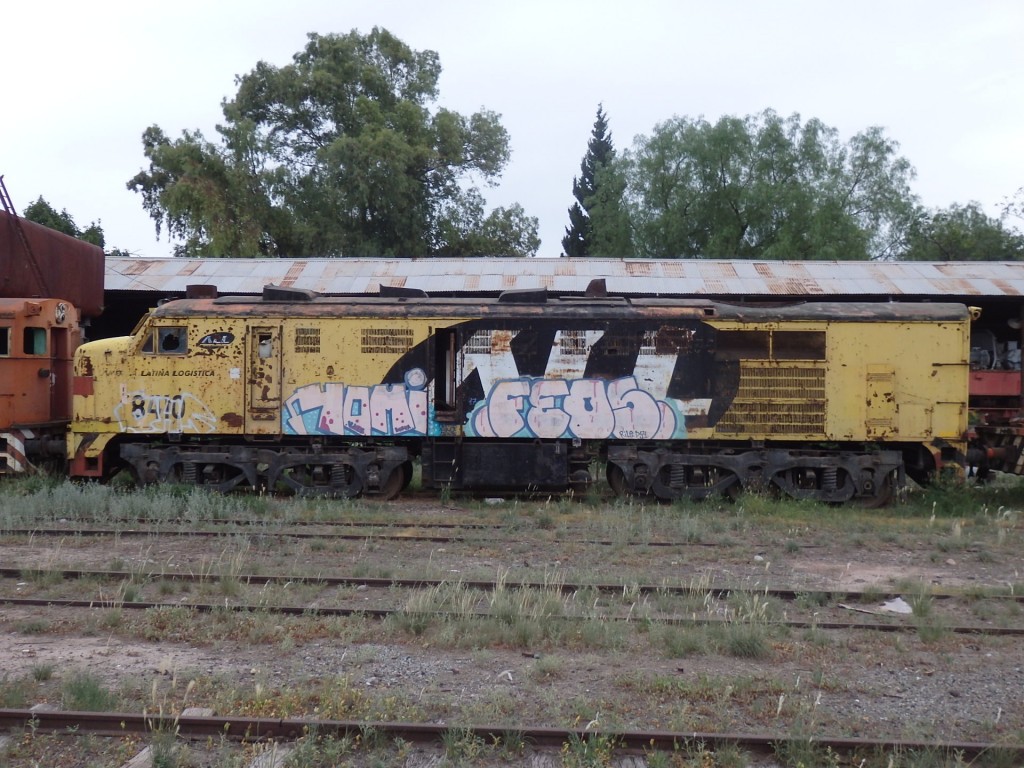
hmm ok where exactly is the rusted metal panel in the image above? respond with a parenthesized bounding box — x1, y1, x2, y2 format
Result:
(1, 212, 104, 317)
(103, 257, 1024, 299)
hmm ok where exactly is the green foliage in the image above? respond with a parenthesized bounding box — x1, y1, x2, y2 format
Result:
(22, 197, 105, 248)
(1002, 185, 1024, 226)
(561, 731, 620, 767)
(563, 104, 628, 256)
(0, 675, 33, 708)
(588, 161, 632, 256)
(62, 672, 118, 711)
(901, 202, 1024, 261)
(434, 188, 539, 256)
(128, 28, 536, 258)
(619, 109, 917, 260)
(441, 726, 487, 763)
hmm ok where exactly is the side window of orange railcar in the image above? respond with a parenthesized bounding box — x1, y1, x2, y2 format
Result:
(0, 327, 9, 356)
(23, 327, 47, 355)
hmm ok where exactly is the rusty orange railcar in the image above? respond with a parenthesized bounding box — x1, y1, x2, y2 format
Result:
(0, 297, 81, 473)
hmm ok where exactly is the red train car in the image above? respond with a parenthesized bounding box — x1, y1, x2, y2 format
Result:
(0, 297, 81, 472)
(1, 183, 104, 475)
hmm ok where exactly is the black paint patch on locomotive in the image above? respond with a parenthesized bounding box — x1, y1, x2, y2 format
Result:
(583, 327, 641, 380)
(703, 360, 741, 428)
(662, 323, 739, 429)
(665, 322, 717, 399)
(382, 337, 432, 385)
(510, 328, 557, 377)
(455, 367, 485, 412)
(381, 317, 742, 430)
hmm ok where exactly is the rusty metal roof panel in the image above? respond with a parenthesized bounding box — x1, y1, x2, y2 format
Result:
(104, 258, 1024, 298)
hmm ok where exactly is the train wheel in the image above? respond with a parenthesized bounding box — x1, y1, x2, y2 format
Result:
(854, 470, 897, 508)
(278, 462, 362, 498)
(773, 466, 854, 504)
(376, 462, 409, 501)
(720, 473, 743, 502)
(606, 463, 629, 497)
(649, 464, 742, 503)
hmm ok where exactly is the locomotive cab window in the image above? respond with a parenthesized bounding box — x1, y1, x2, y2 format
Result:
(142, 326, 189, 355)
(23, 327, 46, 355)
(258, 334, 273, 359)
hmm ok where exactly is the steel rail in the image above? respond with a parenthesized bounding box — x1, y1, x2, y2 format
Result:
(0, 527, 465, 543)
(0, 525, 979, 551)
(0, 708, 1018, 760)
(0, 524, 747, 547)
(0, 512, 838, 544)
(2, 566, 1021, 603)
(3, 515, 505, 531)
(3, 595, 1022, 636)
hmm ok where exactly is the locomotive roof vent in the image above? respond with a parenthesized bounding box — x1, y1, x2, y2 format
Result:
(379, 284, 429, 299)
(561, 279, 630, 304)
(186, 284, 217, 299)
(262, 283, 317, 302)
(498, 287, 548, 304)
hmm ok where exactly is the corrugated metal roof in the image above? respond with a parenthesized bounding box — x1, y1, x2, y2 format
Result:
(104, 257, 1024, 298)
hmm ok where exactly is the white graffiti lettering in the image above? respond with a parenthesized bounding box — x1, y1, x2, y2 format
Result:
(285, 371, 429, 437)
(466, 375, 690, 440)
(115, 391, 218, 434)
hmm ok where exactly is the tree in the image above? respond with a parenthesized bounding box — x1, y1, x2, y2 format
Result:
(619, 110, 918, 260)
(901, 202, 1024, 261)
(23, 197, 105, 248)
(128, 28, 537, 257)
(433, 188, 539, 257)
(562, 105, 627, 256)
(1003, 187, 1024, 226)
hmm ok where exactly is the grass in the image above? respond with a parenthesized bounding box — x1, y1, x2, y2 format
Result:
(1, 475, 1021, 749)
(30, 664, 54, 682)
(62, 672, 118, 711)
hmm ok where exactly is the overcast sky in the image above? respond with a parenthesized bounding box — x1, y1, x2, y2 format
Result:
(3, 0, 1022, 258)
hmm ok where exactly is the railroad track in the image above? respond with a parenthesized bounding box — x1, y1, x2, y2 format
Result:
(3, 566, 1022, 603)
(0, 523, 885, 549)
(3, 594, 1022, 636)
(1, 708, 1019, 763)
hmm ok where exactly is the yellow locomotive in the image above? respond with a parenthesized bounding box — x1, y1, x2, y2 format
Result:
(68, 283, 972, 504)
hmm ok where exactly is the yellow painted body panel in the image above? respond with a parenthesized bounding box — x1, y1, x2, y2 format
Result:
(71, 313, 445, 442)
(694, 317, 969, 443)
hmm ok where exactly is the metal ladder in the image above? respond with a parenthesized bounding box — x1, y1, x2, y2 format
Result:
(0, 174, 49, 295)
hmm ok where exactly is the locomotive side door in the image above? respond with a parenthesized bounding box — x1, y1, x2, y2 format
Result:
(246, 326, 282, 434)
(50, 326, 72, 420)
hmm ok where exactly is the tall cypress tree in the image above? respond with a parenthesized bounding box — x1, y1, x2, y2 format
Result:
(562, 105, 615, 257)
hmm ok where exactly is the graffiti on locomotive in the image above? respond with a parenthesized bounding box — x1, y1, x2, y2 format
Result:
(284, 370, 430, 437)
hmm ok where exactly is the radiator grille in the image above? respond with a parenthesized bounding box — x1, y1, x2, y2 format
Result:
(361, 328, 413, 354)
(559, 329, 588, 355)
(464, 330, 492, 355)
(716, 364, 826, 435)
(294, 328, 320, 353)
